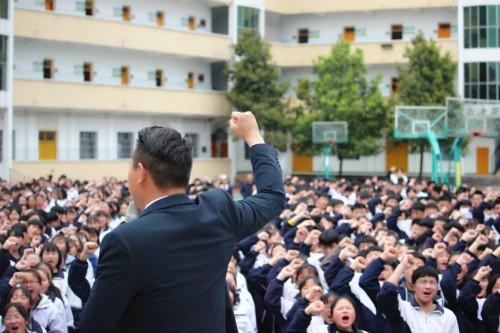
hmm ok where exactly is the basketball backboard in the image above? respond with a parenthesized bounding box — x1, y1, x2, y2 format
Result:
(446, 98, 500, 138)
(312, 121, 348, 144)
(394, 106, 448, 139)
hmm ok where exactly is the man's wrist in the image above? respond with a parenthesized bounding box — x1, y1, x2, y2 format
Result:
(246, 134, 265, 147)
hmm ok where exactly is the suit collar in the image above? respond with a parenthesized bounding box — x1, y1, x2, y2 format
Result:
(140, 193, 193, 216)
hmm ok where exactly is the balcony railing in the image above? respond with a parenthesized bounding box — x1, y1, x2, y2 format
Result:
(13, 79, 231, 117)
(266, 0, 457, 14)
(15, 1, 227, 36)
(14, 69, 219, 93)
(270, 39, 458, 67)
(14, 8, 232, 61)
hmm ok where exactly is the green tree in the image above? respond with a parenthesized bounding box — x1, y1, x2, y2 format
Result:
(226, 30, 291, 151)
(396, 32, 457, 178)
(293, 40, 388, 176)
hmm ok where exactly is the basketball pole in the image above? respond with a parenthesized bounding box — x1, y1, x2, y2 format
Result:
(451, 137, 462, 187)
(323, 144, 332, 180)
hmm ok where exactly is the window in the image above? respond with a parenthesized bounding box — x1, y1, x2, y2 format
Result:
(187, 72, 194, 89)
(155, 69, 163, 87)
(0, 36, 6, 91)
(121, 66, 129, 85)
(188, 16, 196, 31)
(184, 133, 198, 158)
(464, 5, 500, 48)
(343, 27, 356, 42)
(122, 6, 131, 21)
(438, 23, 451, 38)
(391, 25, 403, 40)
(297, 29, 309, 44)
(43, 59, 53, 79)
(391, 78, 400, 93)
(0, 0, 8, 19)
(83, 62, 93, 82)
(80, 132, 97, 159)
(117, 132, 133, 159)
(237, 6, 259, 35)
(45, 0, 54, 11)
(156, 11, 164, 26)
(85, 0, 94, 16)
(464, 62, 500, 100)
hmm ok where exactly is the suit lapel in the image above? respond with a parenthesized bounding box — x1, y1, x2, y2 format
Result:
(140, 194, 193, 217)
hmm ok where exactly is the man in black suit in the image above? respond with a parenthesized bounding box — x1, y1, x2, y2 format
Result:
(79, 111, 285, 333)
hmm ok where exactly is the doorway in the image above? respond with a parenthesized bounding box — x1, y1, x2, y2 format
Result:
(476, 147, 489, 175)
(343, 27, 355, 42)
(188, 16, 196, 30)
(121, 66, 129, 85)
(386, 142, 408, 173)
(45, 0, 54, 11)
(39, 131, 57, 160)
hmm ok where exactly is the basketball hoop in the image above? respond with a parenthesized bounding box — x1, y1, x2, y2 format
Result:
(471, 130, 483, 137)
(327, 138, 335, 145)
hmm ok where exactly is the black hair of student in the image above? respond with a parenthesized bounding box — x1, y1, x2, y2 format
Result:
(36, 266, 64, 305)
(133, 126, 193, 189)
(319, 229, 340, 246)
(471, 190, 484, 198)
(364, 246, 384, 256)
(385, 259, 399, 270)
(79, 225, 97, 238)
(267, 242, 286, 255)
(51, 233, 70, 253)
(410, 252, 427, 266)
(296, 263, 319, 280)
(329, 295, 360, 328)
(7, 226, 25, 238)
(297, 276, 322, 292)
(320, 291, 338, 305)
(486, 273, 499, 296)
(7, 286, 34, 307)
(23, 269, 42, 284)
(356, 236, 378, 248)
(1, 303, 30, 325)
(411, 266, 439, 284)
(27, 220, 44, 232)
(40, 243, 63, 270)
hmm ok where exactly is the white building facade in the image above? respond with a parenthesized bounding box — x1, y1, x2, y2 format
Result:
(0, 0, 498, 182)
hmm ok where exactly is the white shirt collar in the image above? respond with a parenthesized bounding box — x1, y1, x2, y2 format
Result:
(144, 195, 169, 211)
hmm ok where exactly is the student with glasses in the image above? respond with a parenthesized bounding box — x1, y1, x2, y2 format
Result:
(379, 254, 459, 333)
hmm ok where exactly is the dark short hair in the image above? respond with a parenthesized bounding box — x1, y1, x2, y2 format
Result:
(7, 286, 33, 307)
(2, 303, 30, 324)
(412, 266, 439, 284)
(319, 229, 340, 246)
(40, 243, 63, 269)
(297, 276, 322, 292)
(133, 127, 193, 188)
(27, 220, 44, 232)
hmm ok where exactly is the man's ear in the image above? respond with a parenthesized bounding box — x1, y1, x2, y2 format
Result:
(137, 163, 148, 184)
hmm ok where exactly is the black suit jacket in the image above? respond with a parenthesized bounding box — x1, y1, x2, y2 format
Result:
(79, 144, 285, 333)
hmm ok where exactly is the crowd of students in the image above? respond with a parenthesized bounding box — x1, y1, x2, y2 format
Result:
(0, 173, 498, 333)
(230, 175, 499, 333)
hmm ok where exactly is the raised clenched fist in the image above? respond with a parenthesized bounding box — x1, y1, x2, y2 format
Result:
(229, 111, 264, 147)
(305, 300, 325, 315)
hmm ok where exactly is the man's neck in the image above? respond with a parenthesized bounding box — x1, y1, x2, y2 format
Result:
(140, 187, 185, 211)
